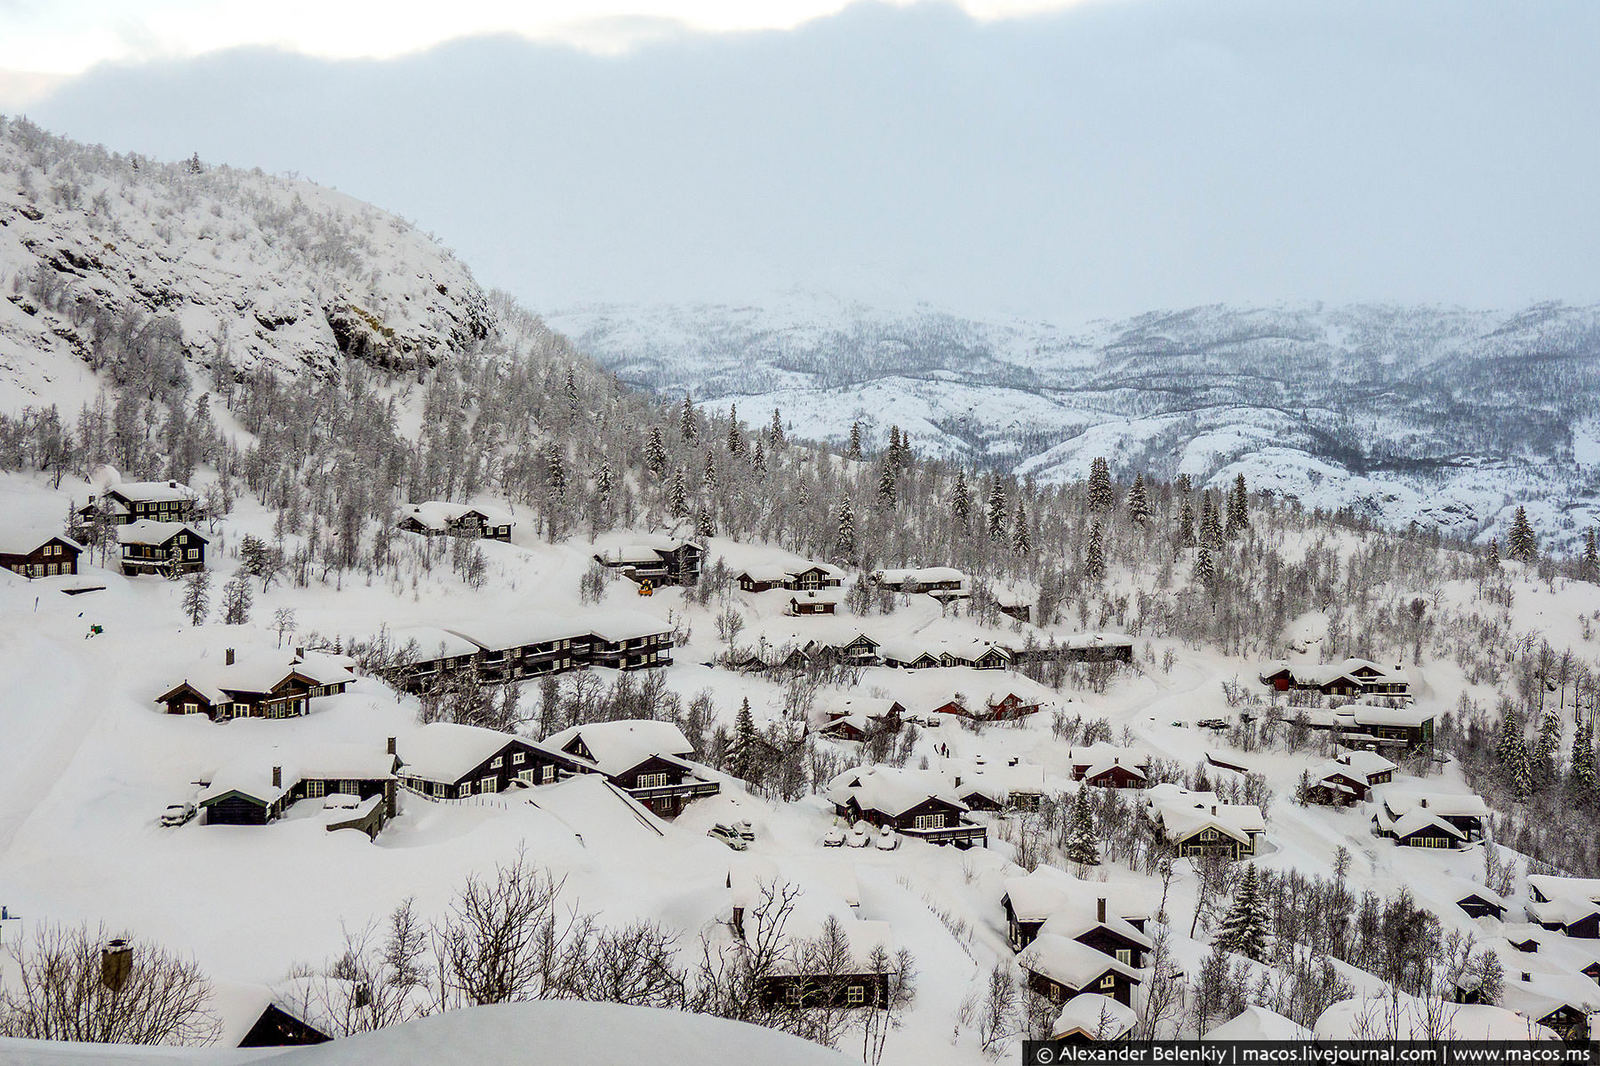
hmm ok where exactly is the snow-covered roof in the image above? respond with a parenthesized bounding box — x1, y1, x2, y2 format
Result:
(448, 614, 577, 652)
(1068, 744, 1149, 768)
(200, 743, 395, 806)
(1017, 933, 1140, 989)
(398, 723, 562, 783)
(1260, 657, 1405, 686)
(824, 766, 967, 819)
(876, 638, 940, 663)
(1052, 993, 1137, 1039)
(161, 648, 355, 703)
(1145, 785, 1265, 842)
(789, 589, 843, 605)
(943, 755, 1047, 801)
(1038, 903, 1153, 951)
(115, 519, 206, 545)
(1334, 749, 1399, 777)
(1497, 968, 1600, 1022)
(1204, 1005, 1313, 1040)
(1314, 995, 1556, 1040)
(105, 479, 196, 504)
(874, 566, 966, 585)
(389, 625, 481, 660)
(1062, 632, 1135, 650)
(1002, 866, 1155, 925)
(1379, 790, 1488, 820)
(1528, 874, 1600, 905)
(402, 500, 514, 530)
(1348, 703, 1431, 727)
(586, 610, 674, 643)
(543, 719, 693, 777)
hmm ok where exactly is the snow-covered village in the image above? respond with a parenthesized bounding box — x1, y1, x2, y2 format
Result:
(2, 4, 1600, 1065)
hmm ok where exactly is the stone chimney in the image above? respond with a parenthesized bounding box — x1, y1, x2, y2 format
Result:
(271, 765, 282, 788)
(386, 736, 397, 756)
(294, 646, 305, 660)
(1097, 898, 1107, 923)
(225, 648, 235, 666)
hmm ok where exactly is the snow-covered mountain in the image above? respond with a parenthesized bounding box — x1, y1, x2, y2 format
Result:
(0, 117, 492, 413)
(550, 294, 1600, 549)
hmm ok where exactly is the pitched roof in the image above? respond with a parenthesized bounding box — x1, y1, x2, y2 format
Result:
(824, 766, 967, 819)
(1017, 933, 1141, 989)
(160, 648, 355, 704)
(1205, 1006, 1312, 1040)
(389, 625, 481, 660)
(402, 500, 514, 530)
(1002, 866, 1155, 925)
(106, 479, 197, 504)
(1053, 993, 1137, 1039)
(116, 519, 207, 546)
(543, 719, 694, 777)
(398, 723, 572, 783)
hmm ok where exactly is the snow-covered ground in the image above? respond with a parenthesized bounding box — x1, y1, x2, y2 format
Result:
(3, 465, 1598, 1058)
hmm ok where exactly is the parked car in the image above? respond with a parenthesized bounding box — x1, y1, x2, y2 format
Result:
(322, 793, 360, 811)
(708, 823, 749, 850)
(160, 802, 195, 827)
(822, 825, 846, 847)
(846, 823, 872, 848)
(874, 826, 900, 850)
(734, 819, 755, 841)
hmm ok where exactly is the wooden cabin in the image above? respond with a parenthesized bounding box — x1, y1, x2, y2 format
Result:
(79, 480, 201, 527)
(545, 720, 718, 817)
(594, 539, 704, 587)
(116, 521, 207, 575)
(0, 535, 82, 579)
(825, 766, 986, 848)
(1017, 933, 1142, 1006)
(397, 501, 514, 541)
(156, 648, 355, 721)
(200, 745, 397, 832)
(397, 723, 586, 799)
(788, 590, 840, 616)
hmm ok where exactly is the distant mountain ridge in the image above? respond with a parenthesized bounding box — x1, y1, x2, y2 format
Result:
(550, 295, 1600, 549)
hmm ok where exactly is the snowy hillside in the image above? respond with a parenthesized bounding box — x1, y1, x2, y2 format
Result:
(550, 295, 1600, 549)
(0, 116, 492, 413)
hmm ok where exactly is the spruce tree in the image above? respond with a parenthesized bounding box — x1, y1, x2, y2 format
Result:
(1507, 506, 1537, 563)
(1012, 501, 1030, 558)
(1215, 865, 1270, 961)
(1225, 474, 1248, 537)
(847, 422, 863, 461)
(835, 497, 857, 561)
(645, 427, 668, 479)
(1508, 730, 1534, 798)
(1495, 709, 1522, 776)
(887, 425, 902, 464)
(726, 404, 743, 456)
(697, 506, 717, 539)
(1193, 545, 1215, 586)
(952, 470, 971, 527)
(987, 483, 1008, 542)
(1486, 537, 1500, 571)
(751, 438, 767, 477)
(680, 394, 697, 442)
(544, 441, 566, 498)
(1064, 788, 1100, 866)
(1570, 717, 1595, 794)
(670, 469, 690, 519)
(1178, 500, 1196, 547)
(877, 462, 897, 508)
(1085, 520, 1105, 580)
(1201, 494, 1224, 549)
(1533, 708, 1561, 787)
(1582, 528, 1599, 583)
(769, 407, 785, 449)
(730, 699, 761, 782)
(1127, 474, 1150, 528)
(595, 457, 613, 504)
(702, 449, 719, 493)
(1087, 457, 1114, 513)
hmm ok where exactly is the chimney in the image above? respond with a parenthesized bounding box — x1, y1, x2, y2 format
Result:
(1211, 805, 1218, 815)
(386, 736, 397, 756)
(271, 766, 282, 788)
(1420, 797, 1428, 808)
(101, 939, 132, 992)
(1097, 898, 1107, 923)
(225, 648, 235, 666)
(1522, 972, 1532, 983)
(294, 646, 305, 660)
(168, 480, 177, 489)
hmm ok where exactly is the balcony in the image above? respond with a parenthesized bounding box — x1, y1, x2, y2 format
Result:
(898, 821, 987, 847)
(626, 777, 720, 803)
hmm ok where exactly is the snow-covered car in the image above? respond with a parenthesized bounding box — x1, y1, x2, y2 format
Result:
(873, 826, 900, 850)
(322, 793, 361, 811)
(160, 802, 195, 827)
(1197, 717, 1229, 730)
(708, 823, 748, 850)
(821, 826, 846, 847)
(846, 823, 872, 848)
(733, 820, 755, 841)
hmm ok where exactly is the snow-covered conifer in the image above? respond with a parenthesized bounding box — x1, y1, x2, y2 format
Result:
(1087, 456, 1114, 513)
(1064, 788, 1100, 866)
(1214, 865, 1270, 961)
(1508, 506, 1537, 563)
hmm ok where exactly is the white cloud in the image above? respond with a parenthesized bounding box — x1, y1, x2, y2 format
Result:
(0, 0, 1099, 76)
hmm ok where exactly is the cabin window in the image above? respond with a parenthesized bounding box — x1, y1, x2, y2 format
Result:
(541, 765, 556, 784)
(433, 784, 445, 798)
(512, 752, 525, 765)
(458, 784, 471, 798)
(342, 781, 357, 794)
(479, 778, 497, 794)
(638, 773, 669, 789)
(846, 985, 865, 1005)
(307, 780, 325, 798)
(1099, 975, 1116, 990)
(491, 757, 503, 769)
(914, 813, 944, 830)
(186, 549, 199, 560)
(182, 702, 198, 714)
(786, 985, 803, 1004)
(1116, 949, 1131, 965)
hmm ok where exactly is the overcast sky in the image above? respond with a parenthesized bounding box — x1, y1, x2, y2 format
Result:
(6, 0, 1598, 321)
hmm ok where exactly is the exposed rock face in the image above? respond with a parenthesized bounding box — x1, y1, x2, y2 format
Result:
(0, 118, 495, 402)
